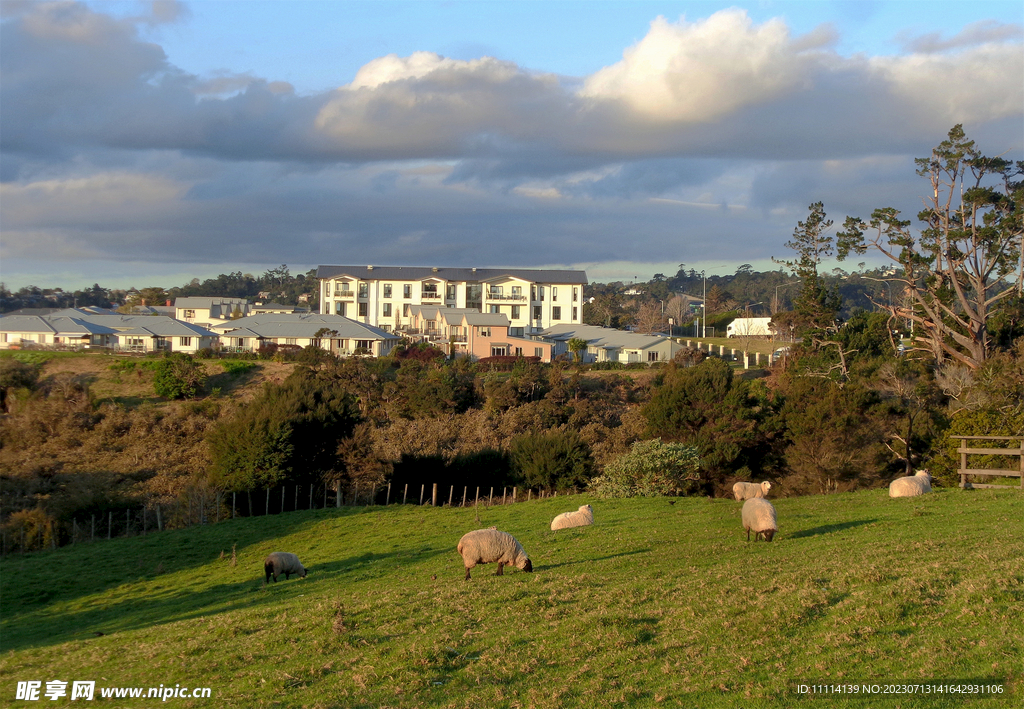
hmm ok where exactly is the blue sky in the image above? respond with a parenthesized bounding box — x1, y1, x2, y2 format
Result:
(2, 1, 1022, 290)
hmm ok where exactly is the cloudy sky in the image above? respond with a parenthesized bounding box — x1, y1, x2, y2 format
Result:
(1, 1, 1021, 291)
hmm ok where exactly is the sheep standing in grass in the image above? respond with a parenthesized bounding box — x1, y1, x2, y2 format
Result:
(889, 470, 932, 498)
(457, 529, 533, 580)
(732, 480, 771, 501)
(741, 498, 777, 542)
(264, 552, 307, 583)
(551, 504, 594, 531)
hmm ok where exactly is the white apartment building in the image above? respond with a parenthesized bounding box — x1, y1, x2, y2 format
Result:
(316, 266, 588, 336)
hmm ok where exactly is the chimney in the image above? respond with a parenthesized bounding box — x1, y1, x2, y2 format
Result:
(367, 265, 374, 271)
(166, 299, 171, 307)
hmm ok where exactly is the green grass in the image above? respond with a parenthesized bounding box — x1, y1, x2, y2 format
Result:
(2, 490, 1021, 708)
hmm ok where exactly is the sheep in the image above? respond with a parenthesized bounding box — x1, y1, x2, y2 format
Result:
(550, 504, 594, 531)
(889, 470, 932, 498)
(741, 498, 777, 542)
(732, 480, 772, 501)
(457, 529, 533, 580)
(264, 552, 308, 583)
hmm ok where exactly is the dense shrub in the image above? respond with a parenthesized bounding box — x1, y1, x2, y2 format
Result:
(509, 429, 595, 491)
(152, 353, 207, 399)
(590, 438, 701, 497)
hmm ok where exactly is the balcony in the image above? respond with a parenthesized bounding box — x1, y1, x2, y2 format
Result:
(421, 292, 442, 300)
(334, 290, 355, 298)
(486, 293, 527, 302)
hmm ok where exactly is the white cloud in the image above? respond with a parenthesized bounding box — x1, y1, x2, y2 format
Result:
(579, 10, 819, 122)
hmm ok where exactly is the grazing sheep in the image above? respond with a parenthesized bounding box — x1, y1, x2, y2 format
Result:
(733, 480, 772, 501)
(457, 529, 533, 580)
(741, 498, 777, 542)
(264, 552, 307, 583)
(889, 470, 932, 498)
(550, 504, 594, 531)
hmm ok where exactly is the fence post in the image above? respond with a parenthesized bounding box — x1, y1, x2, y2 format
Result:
(294, 485, 299, 511)
(156, 505, 162, 532)
(502, 487, 507, 505)
(448, 485, 454, 506)
(108, 510, 112, 540)
(281, 486, 286, 513)
(513, 487, 517, 503)
(403, 484, 408, 504)
(266, 488, 271, 515)
(489, 487, 493, 505)
(419, 484, 425, 505)
(386, 482, 391, 506)
(462, 486, 467, 507)
(528, 489, 532, 502)
(432, 483, 438, 507)
(91, 514, 95, 541)
(371, 484, 377, 506)
(475, 487, 480, 506)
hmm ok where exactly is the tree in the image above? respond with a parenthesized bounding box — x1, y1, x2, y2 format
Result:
(774, 202, 843, 334)
(566, 338, 588, 363)
(589, 438, 700, 497)
(631, 301, 667, 334)
(838, 125, 1023, 369)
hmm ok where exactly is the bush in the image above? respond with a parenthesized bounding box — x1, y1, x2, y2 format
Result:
(221, 360, 257, 376)
(152, 353, 207, 400)
(590, 438, 701, 498)
(509, 429, 595, 490)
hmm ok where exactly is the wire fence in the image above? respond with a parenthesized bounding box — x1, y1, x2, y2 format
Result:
(0, 482, 560, 556)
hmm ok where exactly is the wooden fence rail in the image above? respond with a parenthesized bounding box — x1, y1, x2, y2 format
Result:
(951, 435, 1024, 490)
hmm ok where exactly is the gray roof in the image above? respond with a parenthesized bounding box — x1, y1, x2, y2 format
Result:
(462, 313, 510, 327)
(1, 314, 118, 336)
(316, 265, 588, 285)
(174, 297, 249, 308)
(216, 313, 399, 340)
(112, 320, 218, 337)
(541, 324, 676, 351)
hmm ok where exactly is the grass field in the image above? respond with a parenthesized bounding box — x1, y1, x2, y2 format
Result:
(2, 489, 1021, 708)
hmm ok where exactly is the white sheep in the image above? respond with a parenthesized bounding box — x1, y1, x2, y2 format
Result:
(550, 504, 594, 531)
(741, 498, 777, 542)
(732, 480, 772, 501)
(264, 552, 308, 583)
(889, 470, 932, 498)
(457, 529, 533, 580)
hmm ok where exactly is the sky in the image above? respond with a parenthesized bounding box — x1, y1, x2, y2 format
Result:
(1, 0, 1022, 291)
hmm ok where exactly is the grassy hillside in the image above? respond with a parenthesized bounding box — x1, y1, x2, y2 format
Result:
(1, 489, 1021, 708)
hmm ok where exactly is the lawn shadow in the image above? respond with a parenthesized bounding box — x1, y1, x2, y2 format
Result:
(788, 519, 878, 539)
(540, 548, 652, 571)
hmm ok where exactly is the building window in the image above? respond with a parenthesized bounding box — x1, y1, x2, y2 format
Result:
(336, 302, 347, 317)
(491, 345, 507, 357)
(533, 305, 541, 319)
(403, 284, 412, 298)
(512, 285, 522, 298)
(234, 338, 247, 348)
(553, 307, 561, 320)
(179, 337, 191, 347)
(531, 286, 537, 301)
(572, 307, 578, 320)
(0, 334, 6, 343)
(310, 338, 322, 348)
(403, 304, 411, 316)
(382, 303, 392, 317)
(514, 347, 523, 356)
(358, 303, 368, 317)
(573, 287, 578, 302)
(285, 338, 297, 345)
(478, 327, 490, 337)
(534, 347, 543, 358)
(356, 339, 372, 351)
(539, 286, 545, 301)
(489, 285, 502, 297)
(511, 305, 520, 319)
(489, 305, 500, 314)
(648, 351, 659, 362)
(446, 284, 456, 300)
(359, 283, 368, 298)
(552, 287, 558, 301)
(383, 284, 392, 298)
(183, 309, 195, 318)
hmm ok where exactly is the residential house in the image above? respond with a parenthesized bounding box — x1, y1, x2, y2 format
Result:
(174, 297, 251, 329)
(212, 313, 399, 357)
(0, 310, 218, 353)
(540, 324, 682, 364)
(316, 265, 587, 336)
